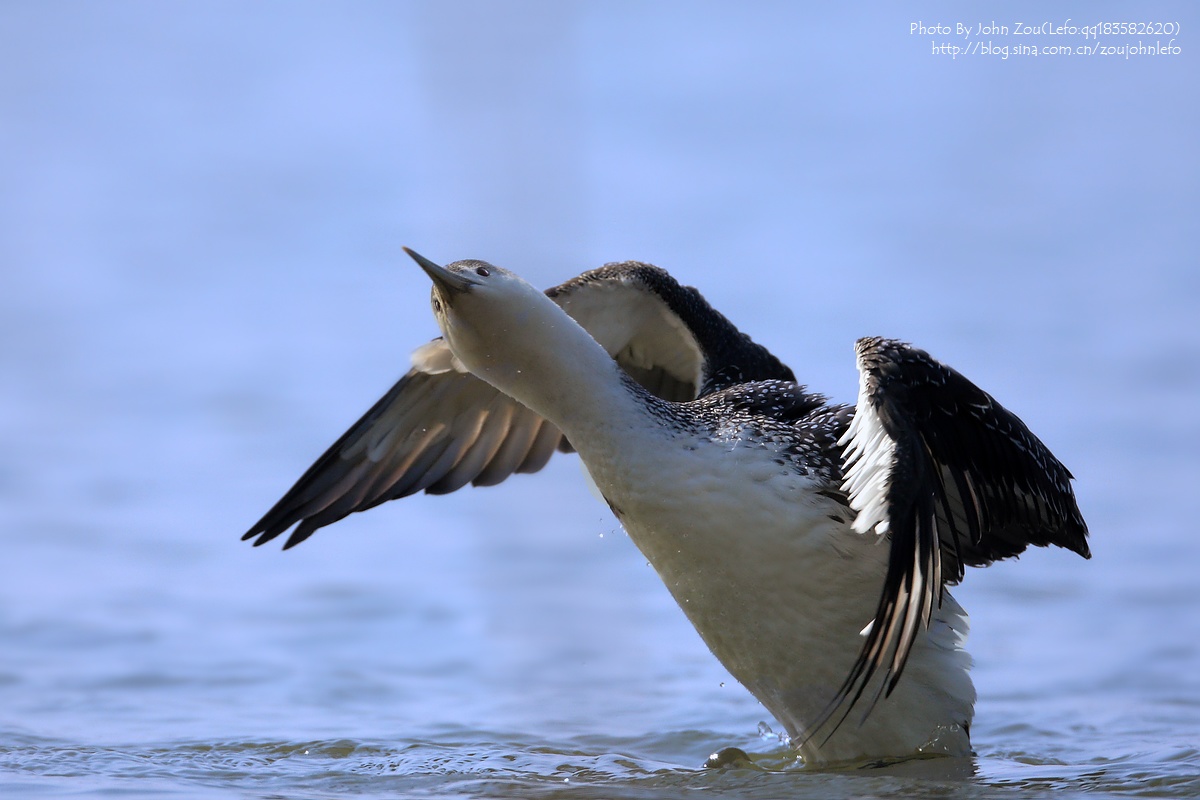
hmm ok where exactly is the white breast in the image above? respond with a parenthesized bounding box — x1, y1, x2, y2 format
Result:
(578, 423, 974, 764)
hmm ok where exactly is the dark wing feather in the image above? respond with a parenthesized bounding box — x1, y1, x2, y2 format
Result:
(242, 365, 564, 549)
(245, 262, 790, 548)
(815, 336, 1089, 737)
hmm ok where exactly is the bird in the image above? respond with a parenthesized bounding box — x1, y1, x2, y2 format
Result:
(244, 249, 1090, 765)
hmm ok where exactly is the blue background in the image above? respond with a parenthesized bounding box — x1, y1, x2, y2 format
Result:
(1, 2, 1196, 796)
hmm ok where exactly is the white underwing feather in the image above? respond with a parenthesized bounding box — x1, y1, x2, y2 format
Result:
(839, 365, 895, 538)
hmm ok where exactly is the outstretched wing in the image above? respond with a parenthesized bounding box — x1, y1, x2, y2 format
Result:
(822, 336, 1090, 732)
(547, 262, 794, 396)
(244, 262, 790, 549)
(242, 360, 566, 549)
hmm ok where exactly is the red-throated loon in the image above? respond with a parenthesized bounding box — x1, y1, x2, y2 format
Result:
(244, 249, 1090, 765)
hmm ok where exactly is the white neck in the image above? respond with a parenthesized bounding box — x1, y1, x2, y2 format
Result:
(465, 303, 656, 453)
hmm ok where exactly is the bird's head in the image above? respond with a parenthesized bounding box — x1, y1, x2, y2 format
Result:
(403, 247, 580, 396)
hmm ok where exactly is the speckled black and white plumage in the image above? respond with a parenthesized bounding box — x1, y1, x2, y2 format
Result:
(244, 253, 1090, 765)
(630, 375, 853, 483)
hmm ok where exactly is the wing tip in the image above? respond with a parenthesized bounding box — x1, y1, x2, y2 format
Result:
(241, 519, 298, 549)
(1070, 531, 1092, 560)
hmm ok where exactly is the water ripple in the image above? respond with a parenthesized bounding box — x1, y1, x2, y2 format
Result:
(3, 731, 1199, 799)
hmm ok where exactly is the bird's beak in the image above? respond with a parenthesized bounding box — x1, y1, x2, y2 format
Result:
(403, 247, 479, 294)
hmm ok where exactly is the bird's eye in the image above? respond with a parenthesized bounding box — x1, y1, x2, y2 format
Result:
(475, 266, 490, 277)
(432, 297, 442, 313)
